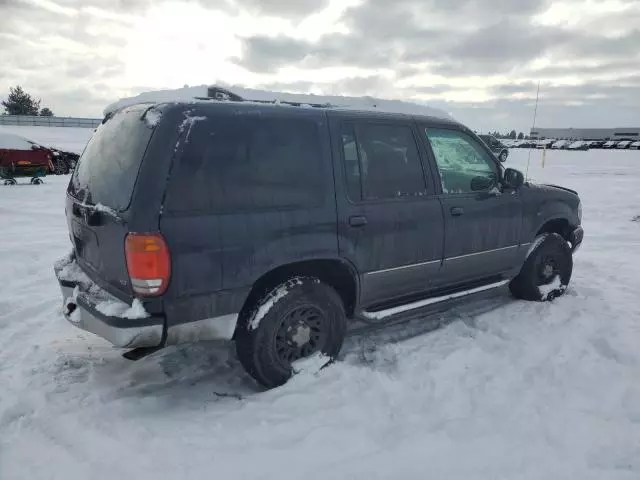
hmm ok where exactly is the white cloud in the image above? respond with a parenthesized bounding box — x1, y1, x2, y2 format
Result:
(0, 0, 638, 131)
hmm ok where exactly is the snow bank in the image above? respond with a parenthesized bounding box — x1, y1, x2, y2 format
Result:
(104, 84, 452, 120)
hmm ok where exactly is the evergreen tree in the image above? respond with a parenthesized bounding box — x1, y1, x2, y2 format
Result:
(509, 130, 517, 139)
(517, 132, 524, 140)
(1, 86, 41, 115)
(40, 107, 54, 117)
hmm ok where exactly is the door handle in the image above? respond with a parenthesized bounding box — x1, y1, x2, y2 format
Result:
(349, 215, 368, 227)
(450, 207, 464, 216)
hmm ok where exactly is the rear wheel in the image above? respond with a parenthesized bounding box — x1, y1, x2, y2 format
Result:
(4, 179, 17, 186)
(509, 233, 573, 301)
(235, 277, 347, 389)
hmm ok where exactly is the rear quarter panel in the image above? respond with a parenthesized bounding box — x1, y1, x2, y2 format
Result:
(158, 106, 339, 327)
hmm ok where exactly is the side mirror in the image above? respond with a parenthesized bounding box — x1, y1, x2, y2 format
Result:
(470, 175, 494, 191)
(503, 168, 524, 189)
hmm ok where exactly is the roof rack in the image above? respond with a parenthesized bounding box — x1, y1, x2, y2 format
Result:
(195, 86, 334, 109)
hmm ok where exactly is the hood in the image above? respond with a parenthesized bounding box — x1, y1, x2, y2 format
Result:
(533, 183, 578, 196)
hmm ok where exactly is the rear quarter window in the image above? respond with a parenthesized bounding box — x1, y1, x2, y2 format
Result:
(165, 115, 325, 213)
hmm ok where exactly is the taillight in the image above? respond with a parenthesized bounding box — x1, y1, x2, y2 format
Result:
(125, 233, 171, 296)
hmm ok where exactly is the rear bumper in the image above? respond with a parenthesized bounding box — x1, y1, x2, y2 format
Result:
(569, 226, 584, 253)
(54, 254, 239, 349)
(55, 255, 164, 348)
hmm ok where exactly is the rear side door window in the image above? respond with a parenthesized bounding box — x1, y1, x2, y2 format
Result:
(340, 123, 427, 201)
(166, 116, 324, 213)
(425, 128, 499, 195)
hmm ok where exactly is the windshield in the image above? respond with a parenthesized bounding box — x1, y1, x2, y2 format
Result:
(68, 105, 154, 210)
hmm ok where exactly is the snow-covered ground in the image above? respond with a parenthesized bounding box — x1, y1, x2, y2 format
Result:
(1, 127, 640, 480)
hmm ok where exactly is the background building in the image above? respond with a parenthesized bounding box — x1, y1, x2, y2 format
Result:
(530, 127, 640, 141)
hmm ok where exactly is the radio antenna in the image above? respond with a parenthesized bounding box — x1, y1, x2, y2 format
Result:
(525, 81, 541, 180)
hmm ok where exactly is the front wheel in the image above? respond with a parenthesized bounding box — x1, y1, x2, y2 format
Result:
(235, 277, 347, 389)
(510, 233, 573, 301)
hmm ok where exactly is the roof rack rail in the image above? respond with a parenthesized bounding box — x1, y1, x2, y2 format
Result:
(206, 86, 245, 102)
(195, 86, 335, 109)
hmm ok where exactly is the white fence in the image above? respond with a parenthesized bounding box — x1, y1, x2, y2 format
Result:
(0, 115, 101, 128)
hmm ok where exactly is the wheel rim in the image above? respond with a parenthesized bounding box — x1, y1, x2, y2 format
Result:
(274, 305, 327, 366)
(536, 253, 560, 285)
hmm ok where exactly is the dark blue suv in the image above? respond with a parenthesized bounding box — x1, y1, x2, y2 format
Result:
(55, 97, 583, 388)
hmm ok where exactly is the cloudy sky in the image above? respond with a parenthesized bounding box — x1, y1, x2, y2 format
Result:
(1, 0, 639, 132)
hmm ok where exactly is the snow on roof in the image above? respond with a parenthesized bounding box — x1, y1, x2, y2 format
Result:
(104, 84, 453, 120)
(0, 131, 39, 151)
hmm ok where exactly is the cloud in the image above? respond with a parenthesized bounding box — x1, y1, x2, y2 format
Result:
(228, 0, 330, 18)
(1, 0, 639, 131)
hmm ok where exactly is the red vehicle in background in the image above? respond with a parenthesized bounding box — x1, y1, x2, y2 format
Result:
(0, 132, 55, 185)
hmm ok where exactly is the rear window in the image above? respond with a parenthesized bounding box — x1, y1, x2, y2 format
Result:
(165, 115, 324, 213)
(68, 105, 154, 210)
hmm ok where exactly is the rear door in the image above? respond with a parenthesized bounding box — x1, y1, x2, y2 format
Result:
(329, 114, 444, 308)
(66, 104, 156, 300)
(421, 126, 523, 285)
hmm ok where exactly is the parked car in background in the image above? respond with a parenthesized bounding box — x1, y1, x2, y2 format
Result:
(630, 141, 640, 150)
(567, 141, 589, 151)
(0, 132, 53, 185)
(54, 98, 584, 389)
(588, 141, 605, 149)
(0, 132, 78, 175)
(616, 140, 632, 149)
(478, 134, 509, 162)
(551, 140, 570, 149)
(536, 139, 555, 149)
(602, 140, 618, 149)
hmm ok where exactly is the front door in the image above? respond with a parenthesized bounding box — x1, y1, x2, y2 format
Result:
(330, 116, 445, 308)
(423, 127, 523, 286)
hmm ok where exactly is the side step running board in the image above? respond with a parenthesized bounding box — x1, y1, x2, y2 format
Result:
(361, 280, 509, 321)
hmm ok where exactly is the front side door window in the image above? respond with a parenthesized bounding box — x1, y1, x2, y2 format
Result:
(425, 128, 499, 195)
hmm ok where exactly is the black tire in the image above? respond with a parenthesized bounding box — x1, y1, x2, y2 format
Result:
(235, 277, 347, 389)
(499, 150, 508, 162)
(509, 233, 573, 301)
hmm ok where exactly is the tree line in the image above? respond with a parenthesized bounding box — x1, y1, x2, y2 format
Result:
(1, 86, 54, 116)
(485, 130, 530, 140)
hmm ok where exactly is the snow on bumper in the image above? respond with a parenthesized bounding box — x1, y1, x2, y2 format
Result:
(54, 255, 163, 349)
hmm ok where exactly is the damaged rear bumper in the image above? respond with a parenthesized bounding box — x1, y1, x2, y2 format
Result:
(54, 255, 164, 348)
(54, 254, 238, 350)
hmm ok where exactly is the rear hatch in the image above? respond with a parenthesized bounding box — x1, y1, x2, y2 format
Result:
(66, 104, 156, 301)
